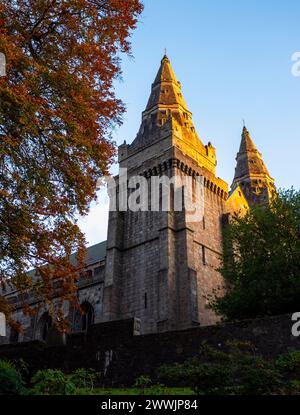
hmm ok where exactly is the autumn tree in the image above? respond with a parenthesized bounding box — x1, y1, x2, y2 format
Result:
(210, 189, 300, 321)
(0, 0, 143, 329)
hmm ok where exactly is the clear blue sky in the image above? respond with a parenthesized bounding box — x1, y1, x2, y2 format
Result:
(79, 0, 300, 245)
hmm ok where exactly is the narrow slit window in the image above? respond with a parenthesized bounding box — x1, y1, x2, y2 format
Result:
(202, 245, 206, 265)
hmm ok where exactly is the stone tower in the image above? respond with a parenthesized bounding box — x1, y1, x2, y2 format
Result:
(231, 126, 275, 207)
(0, 57, 278, 346)
(103, 55, 229, 334)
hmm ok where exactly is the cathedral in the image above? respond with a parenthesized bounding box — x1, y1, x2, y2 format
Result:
(0, 55, 275, 344)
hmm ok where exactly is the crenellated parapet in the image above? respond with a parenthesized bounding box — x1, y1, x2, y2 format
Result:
(141, 157, 228, 201)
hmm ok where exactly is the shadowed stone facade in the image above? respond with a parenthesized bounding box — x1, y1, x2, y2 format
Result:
(0, 55, 275, 343)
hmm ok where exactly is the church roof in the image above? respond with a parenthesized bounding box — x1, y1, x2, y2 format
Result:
(0, 241, 107, 297)
(29, 241, 107, 277)
(70, 240, 107, 266)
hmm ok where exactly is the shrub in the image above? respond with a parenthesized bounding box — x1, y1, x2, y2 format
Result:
(30, 369, 76, 395)
(0, 360, 26, 395)
(134, 375, 152, 388)
(70, 368, 99, 389)
(157, 360, 231, 395)
(133, 375, 153, 395)
(275, 351, 300, 373)
(232, 357, 282, 395)
(157, 343, 284, 395)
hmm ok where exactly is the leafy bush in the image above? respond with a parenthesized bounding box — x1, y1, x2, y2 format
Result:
(70, 368, 99, 389)
(0, 360, 26, 395)
(232, 357, 282, 395)
(133, 375, 153, 395)
(275, 351, 300, 372)
(157, 342, 284, 395)
(157, 361, 231, 395)
(134, 375, 152, 388)
(274, 351, 300, 393)
(30, 369, 76, 395)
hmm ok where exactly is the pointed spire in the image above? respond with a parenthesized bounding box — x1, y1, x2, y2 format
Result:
(239, 126, 258, 153)
(153, 53, 175, 85)
(130, 55, 217, 175)
(235, 126, 270, 178)
(232, 126, 275, 207)
(144, 54, 190, 114)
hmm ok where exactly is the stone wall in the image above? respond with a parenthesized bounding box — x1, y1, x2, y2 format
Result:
(0, 314, 298, 386)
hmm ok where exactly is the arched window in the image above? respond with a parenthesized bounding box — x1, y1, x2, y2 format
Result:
(81, 301, 94, 331)
(71, 301, 95, 332)
(37, 312, 52, 341)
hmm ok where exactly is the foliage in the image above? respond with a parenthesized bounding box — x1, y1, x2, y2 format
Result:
(134, 375, 152, 388)
(275, 351, 300, 372)
(157, 342, 284, 395)
(0, 0, 143, 327)
(13, 347, 300, 395)
(0, 359, 27, 395)
(210, 189, 300, 320)
(133, 375, 153, 395)
(70, 368, 99, 389)
(30, 369, 76, 395)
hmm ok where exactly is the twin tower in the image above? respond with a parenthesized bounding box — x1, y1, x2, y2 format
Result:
(102, 55, 276, 334)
